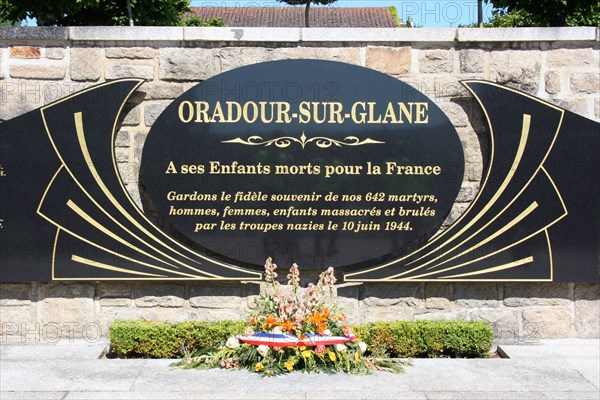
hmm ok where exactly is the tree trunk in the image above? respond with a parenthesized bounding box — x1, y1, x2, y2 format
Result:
(127, 0, 134, 26)
(304, 0, 311, 28)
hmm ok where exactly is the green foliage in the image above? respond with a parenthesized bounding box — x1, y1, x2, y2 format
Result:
(486, 0, 600, 27)
(353, 320, 493, 358)
(276, 0, 339, 27)
(179, 16, 225, 27)
(0, 0, 191, 26)
(388, 6, 402, 28)
(110, 319, 493, 359)
(109, 320, 244, 358)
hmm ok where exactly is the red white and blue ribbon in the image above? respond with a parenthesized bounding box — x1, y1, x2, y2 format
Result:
(237, 332, 356, 347)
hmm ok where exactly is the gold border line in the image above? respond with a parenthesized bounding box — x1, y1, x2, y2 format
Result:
(402, 201, 539, 279)
(66, 199, 181, 269)
(545, 229, 554, 281)
(381, 167, 568, 281)
(107, 86, 263, 278)
(74, 113, 222, 278)
(38, 80, 260, 280)
(399, 113, 532, 275)
(38, 165, 204, 279)
(439, 256, 534, 279)
(343, 79, 500, 280)
(345, 80, 565, 282)
(51, 228, 60, 280)
(71, 255, 165, 278)
(39, 200, 204, 279)
(354, 177, 566, 282)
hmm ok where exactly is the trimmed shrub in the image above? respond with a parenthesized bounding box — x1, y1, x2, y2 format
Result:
(110, 319, 493, 359)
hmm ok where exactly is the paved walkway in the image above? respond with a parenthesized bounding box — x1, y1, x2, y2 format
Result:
(1, 338, 598, 400)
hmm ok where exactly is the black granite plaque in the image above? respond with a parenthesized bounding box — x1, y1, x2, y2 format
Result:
(140, 60, 464, 272)
(0, 60, 598, 282)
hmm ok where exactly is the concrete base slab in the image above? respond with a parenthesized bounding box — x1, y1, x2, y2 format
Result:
(1, 339, 598, 399)
(0, 339, 108, 360)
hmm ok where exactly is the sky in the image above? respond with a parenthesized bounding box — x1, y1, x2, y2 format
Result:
(190, 0, 496, 27)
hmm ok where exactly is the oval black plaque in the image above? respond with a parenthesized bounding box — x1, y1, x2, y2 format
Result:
(139, 60, 464, 272)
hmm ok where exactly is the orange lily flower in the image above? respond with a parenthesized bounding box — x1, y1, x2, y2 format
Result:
(278, 319, 296, 334)
(316, 322, 327, 335)
(263, 314, 279, 329)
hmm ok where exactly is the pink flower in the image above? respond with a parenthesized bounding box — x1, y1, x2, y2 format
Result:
(315, 345, 326, 355)
(343, 326, 352, 336)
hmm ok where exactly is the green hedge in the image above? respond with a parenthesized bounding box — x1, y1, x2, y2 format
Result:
(352, 321, 494, 358)
(109, 319, 493, 359)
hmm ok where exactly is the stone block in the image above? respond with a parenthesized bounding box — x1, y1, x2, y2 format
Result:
(0, 283, 32, 306)
(0, 26, 68, 40)
(366, 47, 411, 75)
(569, 72, 599, 94)
(454, 283, 500, 308)
(503, 283, 570, 307)
(206, 309, 244, 321)
(414, 310, 469, 321)
(547, 48, 594, 68)
(100, 298, 132, 307)
(0, 306, 36, 338)
(361, 305, 413, 323)
(438, 100, 469, 128)
(159, 48, 216, 81)
(470, 309, 519, 342)
(490, 50, 541, 93)
(105, 47, 159, 59)
(10, 65, 65, 80)
(555, 98, 590, 117)
(125, 183, 142, 209)
(425, 283, 453, 309)
(219, 47, 272, 72)
(459, 49, 484, 73)
(37, 283, 97, 337)
(45, 47, 65, 60)
(115, 147, 130, 163)
(362, 283, 423, 307)
(114, 130, 130, 147)
(521, 308, 571, 339)
(273, 47, 360, 65)
(573, 284, 600, 338)
(455, 182, 480, 203)
(122, 104, 141, 126)
(105, 63, 154, 80)
(545, 71, 561, 94)
(134, 132, 147, 162)
(99, 283, 132, 298)
(70, 47, 100, 81)
(443, 203, 469, 226)
(140, 82, 184, 100)
(10, 46, 40, 59)
(574, 299, 600, 338)
(189, 285, 243, 309)
(134, 283, 185, 308)
(336, 285, 360, 324)
(419, 49, 454, 73)
(144, 103, 167, 127)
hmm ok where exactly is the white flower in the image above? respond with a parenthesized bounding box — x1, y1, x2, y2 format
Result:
(358, 342, 368, 354)
(257, 345, 270, 357)
(225, 337, 240, 349)
(272, 326, 282, 334)
(335, 344, 347, 352)
(244, 326, 255, 336)
(323, 329, 332, 336)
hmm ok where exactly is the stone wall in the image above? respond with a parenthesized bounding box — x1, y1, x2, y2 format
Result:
(1, 27, 598, 341)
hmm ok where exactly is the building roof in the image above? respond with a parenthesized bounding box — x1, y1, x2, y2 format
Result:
(191, 6, 399, 28)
